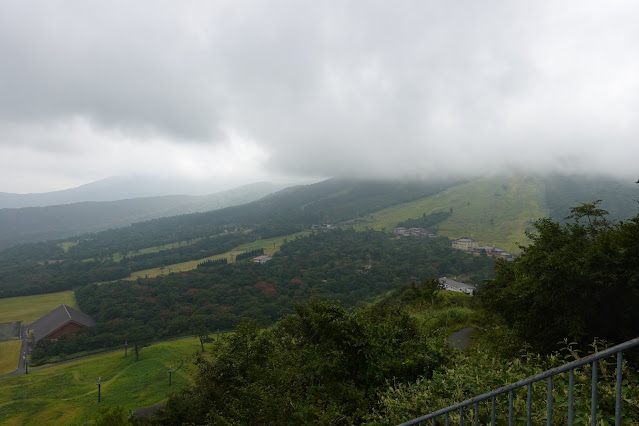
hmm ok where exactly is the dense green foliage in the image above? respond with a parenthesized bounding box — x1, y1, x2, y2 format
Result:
(144, 289, 639, 425)
(0, 231, 254, 298)
(479, 201, 639, 352)
(196, 258, 228, 268)
(152, 298, 448, 425)
(0, 258, 131, 298)
(31, 229, 493, 364)
(370, 338, 639, 424)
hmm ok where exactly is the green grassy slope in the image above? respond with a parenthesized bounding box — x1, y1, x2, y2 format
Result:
(355, 175, 548, 253)
(0, 337, 204, 425)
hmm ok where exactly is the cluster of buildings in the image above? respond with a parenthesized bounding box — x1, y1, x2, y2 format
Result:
(451, 237, 513, 260)
(253, 255, 272, 264)
(393, 227, 436, 238)
(311, 223, 334, 230)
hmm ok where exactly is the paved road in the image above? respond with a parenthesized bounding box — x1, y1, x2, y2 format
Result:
(3, 323, 30, 377)
(448, 327, 475, 350)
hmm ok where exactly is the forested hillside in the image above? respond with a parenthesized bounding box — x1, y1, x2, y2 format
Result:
(0, 178, 458, 297)
(1, 175, 636, 298)
(0, 182, 285, 249)
(31, 229, 494, 364)
(541, 173, 639, 222)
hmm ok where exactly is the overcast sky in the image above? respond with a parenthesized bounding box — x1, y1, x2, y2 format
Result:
(1, 1, 638, 193)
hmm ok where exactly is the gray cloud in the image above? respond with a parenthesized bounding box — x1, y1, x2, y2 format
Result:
(1, 0, 638, 192)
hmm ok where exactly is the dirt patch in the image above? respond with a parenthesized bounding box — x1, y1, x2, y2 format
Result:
(0, 321, 21, 342)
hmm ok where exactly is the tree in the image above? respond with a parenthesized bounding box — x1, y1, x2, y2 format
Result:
(192, 323, 209, 352)
(479, 202, 639, 352)
(127, 324, 153, 361)
(93, 405, 131, 426)
(565, 200, 610, 237)
(154, 297, 446, 425)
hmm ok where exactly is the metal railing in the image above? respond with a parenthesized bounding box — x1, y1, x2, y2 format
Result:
(399, 336, 639, 426)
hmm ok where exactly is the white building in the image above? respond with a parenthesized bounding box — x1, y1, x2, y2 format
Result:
(452, 237, 479, 251)
(439, 277, 475, 295)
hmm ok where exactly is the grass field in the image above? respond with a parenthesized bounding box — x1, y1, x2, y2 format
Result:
(111, 237, 206, 262)
(0, 291, 77, 324)
(122, 232, 309, 281)
(0, 337, 207, 425)
(0, 340, 22, 375)
(354, 175, 547, 253)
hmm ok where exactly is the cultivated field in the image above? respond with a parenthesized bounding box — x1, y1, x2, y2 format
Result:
(0, 291, 77, 324)
(0, 340, 22, 375)
(123, 231, 309, 280)
(354, 175, 547, 253)
(0, 336, 206, 425)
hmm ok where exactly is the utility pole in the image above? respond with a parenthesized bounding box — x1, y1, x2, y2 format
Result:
(97, 377, 101, 402)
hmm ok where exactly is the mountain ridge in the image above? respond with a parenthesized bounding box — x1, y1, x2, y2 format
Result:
(0, 182, 288, 250)
(0, 175, 300, 208)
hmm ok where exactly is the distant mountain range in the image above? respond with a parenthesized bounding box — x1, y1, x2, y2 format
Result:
(0, 181, 288, 249)
(0, 175, 292, 209)
(0, 173, 636, 253)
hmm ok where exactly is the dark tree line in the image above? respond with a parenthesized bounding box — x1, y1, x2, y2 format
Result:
(479, 201, 639, 352)
(234, 248, 264, 261)
(196, 258, 228, 268)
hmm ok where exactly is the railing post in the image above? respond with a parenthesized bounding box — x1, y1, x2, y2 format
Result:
(508, 390, 514, 426)
(591, 360, 598, 426)
(397, 337, 639, 426)
(568, 368, 574, 426)
(491, 396, 495, 425)
(527, 383, 532, 426)
(615, 352, 623, 426)
(546, 376, 552, 426)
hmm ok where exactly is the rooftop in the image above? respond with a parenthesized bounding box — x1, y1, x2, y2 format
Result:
(30, 304, 96, 342)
